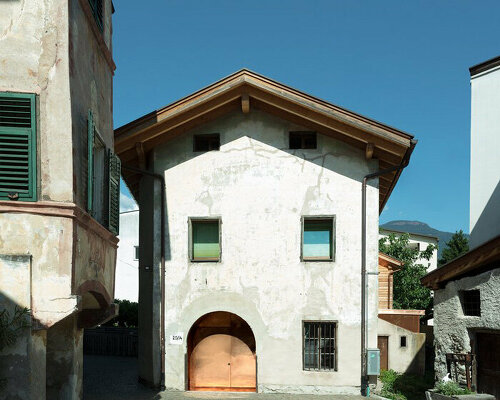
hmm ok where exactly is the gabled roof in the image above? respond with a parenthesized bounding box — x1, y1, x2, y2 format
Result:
(421, 233, 500, 290)
(115, 69, 416, 208)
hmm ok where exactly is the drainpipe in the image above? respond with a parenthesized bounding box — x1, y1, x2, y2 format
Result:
(122, 164, 166, 389)
(360, 140, 416, 396)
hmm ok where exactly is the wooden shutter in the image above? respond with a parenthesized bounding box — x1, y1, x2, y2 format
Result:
(0, 93, 36, 201)
(87, 110, 94, 213)
(88, 0, 104, 31)
(107, 149, 120, 235)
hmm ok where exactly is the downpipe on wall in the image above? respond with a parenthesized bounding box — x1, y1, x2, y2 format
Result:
(360, 140, 416, 396)
(122, 164, 166, 389)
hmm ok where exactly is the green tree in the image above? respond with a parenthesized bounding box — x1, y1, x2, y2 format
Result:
(438, 230, 469, 266)
(379, 233, 436, 311)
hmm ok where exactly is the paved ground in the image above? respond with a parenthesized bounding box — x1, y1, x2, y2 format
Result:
(83, 355, 365, 400)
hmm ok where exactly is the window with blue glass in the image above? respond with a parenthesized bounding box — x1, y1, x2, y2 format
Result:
(302, 217, 335, 261)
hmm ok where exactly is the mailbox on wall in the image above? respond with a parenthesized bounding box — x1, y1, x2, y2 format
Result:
(367, 348, 380, 376)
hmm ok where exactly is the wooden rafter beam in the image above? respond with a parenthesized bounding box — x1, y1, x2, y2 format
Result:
(241, 94, 250, 114)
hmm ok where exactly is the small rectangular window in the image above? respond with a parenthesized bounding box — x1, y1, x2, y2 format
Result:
(400, 336, 407, 347)
(190, 219, 221, 262)
(302, 217, 334, 261)
(194, 134, 220, 152)
(460, 290, 481, 316)
(134, 246, 139, 260)
(303, 321, 336, 371)
(289, 131, 317, 149)
(0, 93, 37, 202)
(407, 242, 420, 251)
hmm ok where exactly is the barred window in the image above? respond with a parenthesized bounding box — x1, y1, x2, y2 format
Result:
(460, 290, 481, 316)
(303, 322, 336, 371)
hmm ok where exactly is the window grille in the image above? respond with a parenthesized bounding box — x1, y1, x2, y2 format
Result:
(303, 322, 336, 371)
(460, 290, 481, 316)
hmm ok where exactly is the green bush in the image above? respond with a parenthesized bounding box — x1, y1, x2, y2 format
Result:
(379, 370, 407, 400)
(435, 381, 472, 396)
(378, 369, 434, 400)
(380, 369, 400, 393)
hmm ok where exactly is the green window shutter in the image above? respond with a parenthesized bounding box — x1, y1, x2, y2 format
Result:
(0, 93, 37, 202)
(107, 149, 120, 235)
(87, 110, 94, 213)
(88, 0, 104, 31)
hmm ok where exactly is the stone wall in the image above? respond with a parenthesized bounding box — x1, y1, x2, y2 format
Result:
(433, 268, 500, 382)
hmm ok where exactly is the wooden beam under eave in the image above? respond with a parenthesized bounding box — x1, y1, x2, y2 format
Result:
(241, 94, 250, 114)
(115, 89, 243, 154)
(141, 100, 240, 155)
(379, 176, 393, 185)
(252, 98, 404, 166)
(366, 143, 374, 159)
(135, 142, 146, 169)
(246, 86, 410, 158)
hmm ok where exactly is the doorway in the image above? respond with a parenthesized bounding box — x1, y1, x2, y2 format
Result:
(378, 336, 389, 371)
(187, 311, 256, 392)
(476, 332, 500, 398)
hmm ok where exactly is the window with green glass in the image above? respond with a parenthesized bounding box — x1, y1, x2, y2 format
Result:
(302, 217, 334, 261)
(190, 219, 221, 261)
(0, 93, 37, 202)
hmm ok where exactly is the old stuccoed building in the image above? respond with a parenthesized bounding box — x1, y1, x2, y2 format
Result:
(0, 1, 119, 399)
(422, 56, 500, 398)
(116, 70, 416, 394)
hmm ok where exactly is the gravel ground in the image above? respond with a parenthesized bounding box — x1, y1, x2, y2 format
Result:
(83, 355, 365, 400)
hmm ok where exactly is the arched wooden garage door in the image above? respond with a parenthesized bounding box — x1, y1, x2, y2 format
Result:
(188, 312, 256, 392)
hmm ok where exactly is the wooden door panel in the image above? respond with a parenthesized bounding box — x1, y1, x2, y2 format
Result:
(230, 336, 256, 389)
(190, 334, 231, 390)
(477, 332, 500, 398)
(378, 336, 389, 371)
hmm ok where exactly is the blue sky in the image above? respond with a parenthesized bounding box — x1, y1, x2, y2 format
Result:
(115, 0, 500, 233)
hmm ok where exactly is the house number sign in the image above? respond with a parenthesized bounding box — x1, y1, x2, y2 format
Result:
(170, 333, 184, 345)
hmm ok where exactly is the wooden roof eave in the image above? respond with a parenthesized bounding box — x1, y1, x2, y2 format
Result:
(421, 234, 500, 290)
(116, 70, 415, 206)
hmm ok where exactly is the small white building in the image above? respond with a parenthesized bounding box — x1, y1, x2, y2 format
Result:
(115, 70, 416, 394)
(115, 210, 139, 302)
(379, 228, 438, 272)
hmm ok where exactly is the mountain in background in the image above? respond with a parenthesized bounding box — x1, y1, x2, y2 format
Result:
(380, 220, 469, 259)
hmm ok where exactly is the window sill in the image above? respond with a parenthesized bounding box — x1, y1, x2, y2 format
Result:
(302, 258, 334, 262)
(302, 369, 337, 373)
(191, 258, 221, 263)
